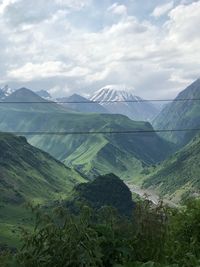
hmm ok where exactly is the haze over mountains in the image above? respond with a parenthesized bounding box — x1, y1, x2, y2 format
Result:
(0, 87, 172, 181)
(46, 87, 159, 121)
(0, 85, 160, 121)
(0, 78, 200, 198)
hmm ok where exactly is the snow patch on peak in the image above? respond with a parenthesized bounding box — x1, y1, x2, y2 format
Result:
(0, 85, 15, 99)
(90, 86, 139, 103)
(90, 86, 159, 121)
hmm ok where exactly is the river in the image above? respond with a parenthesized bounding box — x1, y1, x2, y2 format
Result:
(126, 183, 178, 208)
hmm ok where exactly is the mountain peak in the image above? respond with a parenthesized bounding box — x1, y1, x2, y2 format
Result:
(90, 87, 158, 121)
(6, 87, 48, 102)
(67, 93, 89, 102)
(57, 93, 109, 113)
(70, 93, 82, 98)
(91, 87, 138, 102)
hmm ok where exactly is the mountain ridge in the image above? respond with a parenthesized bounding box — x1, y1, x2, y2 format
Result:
(57, 93, 109, 113)
(0, 132, 86, 246)
(153, 79, 200, 146)
(0, 132, 85, 203)
(143, 134, 200, 203)
(0, 88, 172, 182)
(90, 87, 159, 121)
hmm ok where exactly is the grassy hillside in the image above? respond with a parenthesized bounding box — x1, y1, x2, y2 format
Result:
(153, 79, 200, 146)
(143, 134, 200, 203)
(0, 133, 85, 247)
(0, 88, 172, 182)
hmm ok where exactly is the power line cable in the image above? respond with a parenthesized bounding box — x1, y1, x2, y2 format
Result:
(0, 98, 200, 104)
(4, 128, 200, 135)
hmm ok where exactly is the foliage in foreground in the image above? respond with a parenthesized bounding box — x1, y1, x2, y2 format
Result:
(0, 199, 200, 267)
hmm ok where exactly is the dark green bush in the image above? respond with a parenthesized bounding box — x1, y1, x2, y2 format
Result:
(1, 199, 200, 267)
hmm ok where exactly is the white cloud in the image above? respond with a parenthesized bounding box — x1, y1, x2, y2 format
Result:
(0, 0, 200, 98)
(0, 0, 19, 14)
(55, 0, 91, 10)
(167, 1, 200, 42)
(152, 1, 174, 18)
(7, 61, 90, 81)
(107, 3, 127, 16)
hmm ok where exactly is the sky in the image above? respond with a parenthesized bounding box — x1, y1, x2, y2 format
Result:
(0, 0, 199, 99)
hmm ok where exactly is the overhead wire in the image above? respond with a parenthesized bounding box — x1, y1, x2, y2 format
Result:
(0, 98, 200, 104)
(1, 96, 199, 136)
(4, 128, 200, 135)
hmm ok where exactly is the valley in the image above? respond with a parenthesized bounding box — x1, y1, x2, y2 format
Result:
(0, 0, 200, 264)
(0, 88, 172, 182)
(0, 78, 200, 262)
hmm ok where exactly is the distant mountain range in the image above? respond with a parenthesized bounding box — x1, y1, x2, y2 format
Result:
(1, 85, 160, 121)
(153, 79, 200, 146)
(90, 87, 159, 121)
(34, 87, 160, 121)
(1, 79, 200, 203)
(57, 93, 108, 114)
(0, 88, 172, 181)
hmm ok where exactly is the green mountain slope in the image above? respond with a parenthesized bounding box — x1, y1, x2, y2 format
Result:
(143, 134, 200, 203)
(63, 121, 171, 181)
(0, 133, 85, 246)
(0, 133, 85, 203)
(0, 88, 172, 182)
(153, 79, 200, 146)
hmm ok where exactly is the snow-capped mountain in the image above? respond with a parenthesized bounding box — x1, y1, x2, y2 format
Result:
(90, 86, 159, 121)
(0, 85, 15, 100)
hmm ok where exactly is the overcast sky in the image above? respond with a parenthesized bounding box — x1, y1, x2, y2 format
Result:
(0, 0, 199, 99)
